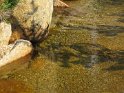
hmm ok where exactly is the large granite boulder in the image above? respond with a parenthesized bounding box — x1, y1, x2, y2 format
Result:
(12, 0, 53, 42)
(12, 0, 68, 43)
(0, 22, 33, 68)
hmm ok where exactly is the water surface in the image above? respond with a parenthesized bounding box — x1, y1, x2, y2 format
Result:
(0, 0, 124, 93)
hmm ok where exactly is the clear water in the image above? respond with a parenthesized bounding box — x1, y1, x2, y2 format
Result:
(0, 0, 124, 93)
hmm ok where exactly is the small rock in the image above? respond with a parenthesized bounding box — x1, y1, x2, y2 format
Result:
(54, 0, 69, 8)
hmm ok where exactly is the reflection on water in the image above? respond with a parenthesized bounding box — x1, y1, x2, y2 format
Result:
(0, 0, 124, 93)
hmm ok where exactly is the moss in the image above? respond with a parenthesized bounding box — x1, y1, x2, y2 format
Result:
(0, 0, 19, 22)
(0, 0, 19, 10)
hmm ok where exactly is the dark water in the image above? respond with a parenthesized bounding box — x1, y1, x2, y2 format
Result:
(0, 0, 124, 93)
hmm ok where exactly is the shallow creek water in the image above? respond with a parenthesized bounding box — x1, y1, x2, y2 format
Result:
(0, 0, 124, 93)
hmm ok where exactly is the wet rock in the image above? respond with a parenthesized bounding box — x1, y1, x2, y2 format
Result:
(12, 0, 53, 42)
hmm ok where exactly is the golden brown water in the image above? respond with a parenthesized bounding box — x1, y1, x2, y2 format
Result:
(0, 0, 124, 93)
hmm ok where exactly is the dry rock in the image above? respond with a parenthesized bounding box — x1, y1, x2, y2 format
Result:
(12, 0, 53, 42)
(0, 22, 32, 68)
(0, 22, 12, 46)
(0, 39, 32, 67)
